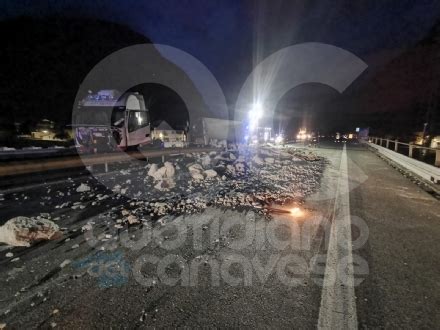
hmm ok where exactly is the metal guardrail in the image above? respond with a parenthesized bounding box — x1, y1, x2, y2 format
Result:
(369, 137, 440, 167)
(366, 139, 440, 184)
(0, 147, 219, 177)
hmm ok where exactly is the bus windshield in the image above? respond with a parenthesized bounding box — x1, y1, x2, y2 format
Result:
(127, 110, 149, 132)
(74, 107, 115, 126)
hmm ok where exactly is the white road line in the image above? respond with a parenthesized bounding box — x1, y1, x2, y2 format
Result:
(318, 144, 357, 329)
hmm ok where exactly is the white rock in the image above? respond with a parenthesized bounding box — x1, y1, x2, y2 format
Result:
(81, 223, 93, 232)
(60, 259, 71, 268)
(148, 164, 158, 177)
(265, 157, 275, 164)
(5, 252, 13, 258)
(0, 217, 62, 247)
(201, 155, 211, 167)
(229, 153, 236, 160)
(112, 184, 121, 193)
(76, 183, 90, 193)
(190, 171, 204, 180)
(164, 162, 175, 178)
(204, 169, 218, 178)
(188, 163, 203, 172)
(127, 215, 140, 224)
(151, 166, 167, 180)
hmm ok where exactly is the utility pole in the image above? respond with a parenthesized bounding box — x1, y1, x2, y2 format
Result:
(422, 122, 428, 145)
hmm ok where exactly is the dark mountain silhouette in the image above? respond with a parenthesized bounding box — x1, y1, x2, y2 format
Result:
(328, 20, 440, 137)
(0, 16, 204, 128)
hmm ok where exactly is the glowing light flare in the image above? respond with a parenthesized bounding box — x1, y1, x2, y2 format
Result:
(297, 128, 308, 141)
(275, 135, 284, 144)
(248, 102, 263, 132)
(267, 205, 307, 219)
(252, 102, 263, 120)
(290, 207, 304, 217)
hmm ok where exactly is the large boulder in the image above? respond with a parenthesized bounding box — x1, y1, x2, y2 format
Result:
(188, 163, 205, 180)
(204, 169, 218, 179)
(151, 166, 167, 180)
(190, 171, 205, 180)
(147, 164, 158, 177)
(164, 162, 175, 178)
(0, 217, 62, 247)
(201, 155, 211, 167)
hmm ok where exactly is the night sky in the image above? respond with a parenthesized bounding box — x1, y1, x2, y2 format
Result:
(2, 0, 440, 104)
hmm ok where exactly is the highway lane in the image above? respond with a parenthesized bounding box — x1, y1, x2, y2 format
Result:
(0, 142, 439, 328)
(347, 144, 440, 328)
(0, 146, 335, 328)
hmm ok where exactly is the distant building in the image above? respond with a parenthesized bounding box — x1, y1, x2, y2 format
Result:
(31, 119, 56, 140)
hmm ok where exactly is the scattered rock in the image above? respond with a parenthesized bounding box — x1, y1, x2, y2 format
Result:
(201, 155, 211, 167)
(235, 162, 245, 173)
(226, 164, 236, 175)
(60, 260, 71, 268)
(80, 145, 324, 222)
(204, 169, 218, 179)
(164, 162, 175, 178)
(81, 223, 93, 232)
(151, 166, 167, 180)
(252, 155, 264, 166)
(0, 217, 62, 247)
(76, 183, 91, 193)
(147, 164, 158, 177)
(127, 215, 140, 224)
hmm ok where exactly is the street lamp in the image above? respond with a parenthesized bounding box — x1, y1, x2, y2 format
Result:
(249, 102, 262, 126)
(248, 102, 263, 131)
(422, 122, 428, 145)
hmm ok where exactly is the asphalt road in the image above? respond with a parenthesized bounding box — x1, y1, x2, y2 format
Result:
(347, 145, 440, 328)
(0, 142, 439, 328)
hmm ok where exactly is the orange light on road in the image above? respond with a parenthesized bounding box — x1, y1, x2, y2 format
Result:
(290, 207, 304, 217)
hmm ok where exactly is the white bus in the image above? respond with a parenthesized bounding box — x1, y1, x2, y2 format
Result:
(73, 90, 151, 153)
